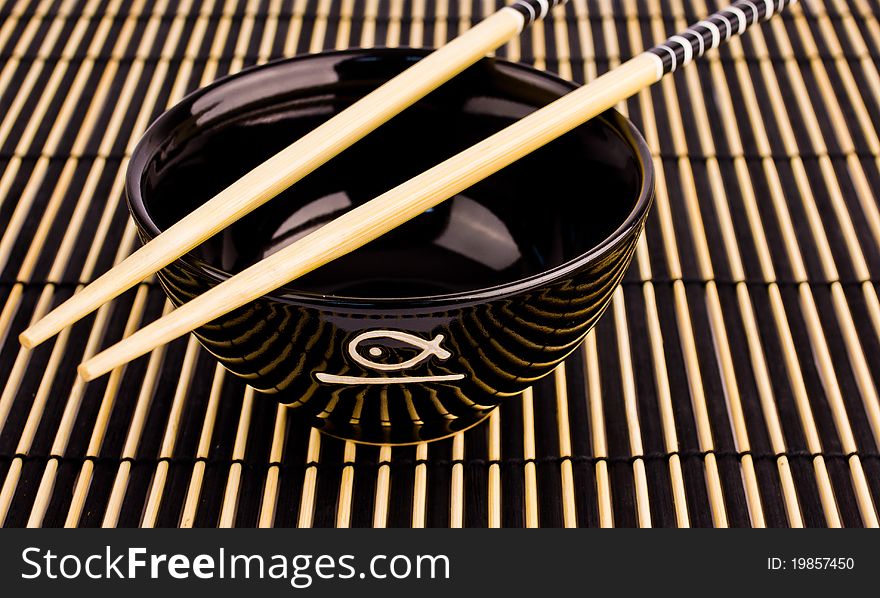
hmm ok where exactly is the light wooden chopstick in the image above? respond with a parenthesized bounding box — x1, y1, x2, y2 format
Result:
(19, 0, 569, 349)
(78, 0, 795, 380)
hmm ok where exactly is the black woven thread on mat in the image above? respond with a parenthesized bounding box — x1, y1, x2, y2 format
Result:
(1, 449, 877, 473)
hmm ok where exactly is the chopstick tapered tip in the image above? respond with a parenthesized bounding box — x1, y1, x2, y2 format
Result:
(19, 318, 57, 349)
(77, 361, 102, 382)
(18, 330, 37, 349)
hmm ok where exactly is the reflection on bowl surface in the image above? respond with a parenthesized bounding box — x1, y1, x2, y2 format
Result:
(128, 48, 654, 444)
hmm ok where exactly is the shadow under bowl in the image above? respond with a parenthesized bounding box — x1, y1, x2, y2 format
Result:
(126, 48, 654, 445)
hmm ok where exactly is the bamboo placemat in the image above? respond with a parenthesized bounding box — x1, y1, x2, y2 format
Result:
(0, 0, 879, 528)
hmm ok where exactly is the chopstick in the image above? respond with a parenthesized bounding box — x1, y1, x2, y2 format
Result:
(78, 0, 794, 381)
(19, 0, 568, 349)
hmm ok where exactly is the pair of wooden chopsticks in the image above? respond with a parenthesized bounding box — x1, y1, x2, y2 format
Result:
(19, 0, 796, 380)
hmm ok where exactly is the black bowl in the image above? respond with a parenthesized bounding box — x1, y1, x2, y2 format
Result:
(127, 48, 654, 445)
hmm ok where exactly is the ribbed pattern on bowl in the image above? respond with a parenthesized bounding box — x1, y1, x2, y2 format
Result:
(155, 206, 647, 444)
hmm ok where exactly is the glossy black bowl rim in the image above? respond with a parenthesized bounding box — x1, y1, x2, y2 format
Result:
(127, 47, 655, 309)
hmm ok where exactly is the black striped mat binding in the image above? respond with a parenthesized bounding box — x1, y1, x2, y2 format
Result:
(1, 0, 879, 528)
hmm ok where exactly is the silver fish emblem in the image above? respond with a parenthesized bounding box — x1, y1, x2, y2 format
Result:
(347, 330, 451, 370)
(316, 329, 464, 385)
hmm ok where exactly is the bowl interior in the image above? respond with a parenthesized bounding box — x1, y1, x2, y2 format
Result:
(136, 50, 646, 301)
